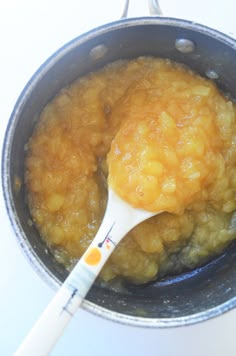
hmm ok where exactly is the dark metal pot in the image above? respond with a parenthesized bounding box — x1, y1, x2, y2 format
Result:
(2, 16, 236, 327)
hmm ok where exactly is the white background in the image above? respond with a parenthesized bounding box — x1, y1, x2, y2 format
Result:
(1, 1, 236, 355)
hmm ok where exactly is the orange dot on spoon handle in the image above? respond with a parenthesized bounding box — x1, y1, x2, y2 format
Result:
(84, 247, 102, 266)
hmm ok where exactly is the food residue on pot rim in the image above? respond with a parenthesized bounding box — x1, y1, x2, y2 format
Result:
(13, 175, 22, 194)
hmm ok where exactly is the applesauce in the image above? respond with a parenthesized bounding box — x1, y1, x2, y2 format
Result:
(25, 57, 236, 284)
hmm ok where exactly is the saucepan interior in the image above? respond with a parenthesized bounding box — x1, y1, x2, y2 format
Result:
(2, 17, 236, 327)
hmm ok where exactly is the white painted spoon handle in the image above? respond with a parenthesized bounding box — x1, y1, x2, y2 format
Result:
(15, 220, 117, 356)
(15, 189, 155, 356)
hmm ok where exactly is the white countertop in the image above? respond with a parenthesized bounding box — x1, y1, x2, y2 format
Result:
(1, 1, 236, 355)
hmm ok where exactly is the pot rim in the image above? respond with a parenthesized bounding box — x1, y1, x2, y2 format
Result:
(2, 16, 236, 328)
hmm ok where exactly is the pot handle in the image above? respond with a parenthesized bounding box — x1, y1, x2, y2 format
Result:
(148, 0, 163, 15)
(121, 0, 162, 18)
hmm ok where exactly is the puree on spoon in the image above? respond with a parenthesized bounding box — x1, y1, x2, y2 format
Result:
(25, 57, 236, 284)
(108, 79, 227, 214)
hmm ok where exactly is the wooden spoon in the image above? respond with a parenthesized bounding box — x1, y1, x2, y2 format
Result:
(15, 188, 159, 355)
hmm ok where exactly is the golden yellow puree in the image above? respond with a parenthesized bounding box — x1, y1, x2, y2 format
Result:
(108, 69, 232, 213)
(25, 57, 236, 284)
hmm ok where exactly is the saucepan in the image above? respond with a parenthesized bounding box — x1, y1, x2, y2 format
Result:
(2, 0, 236, 327)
